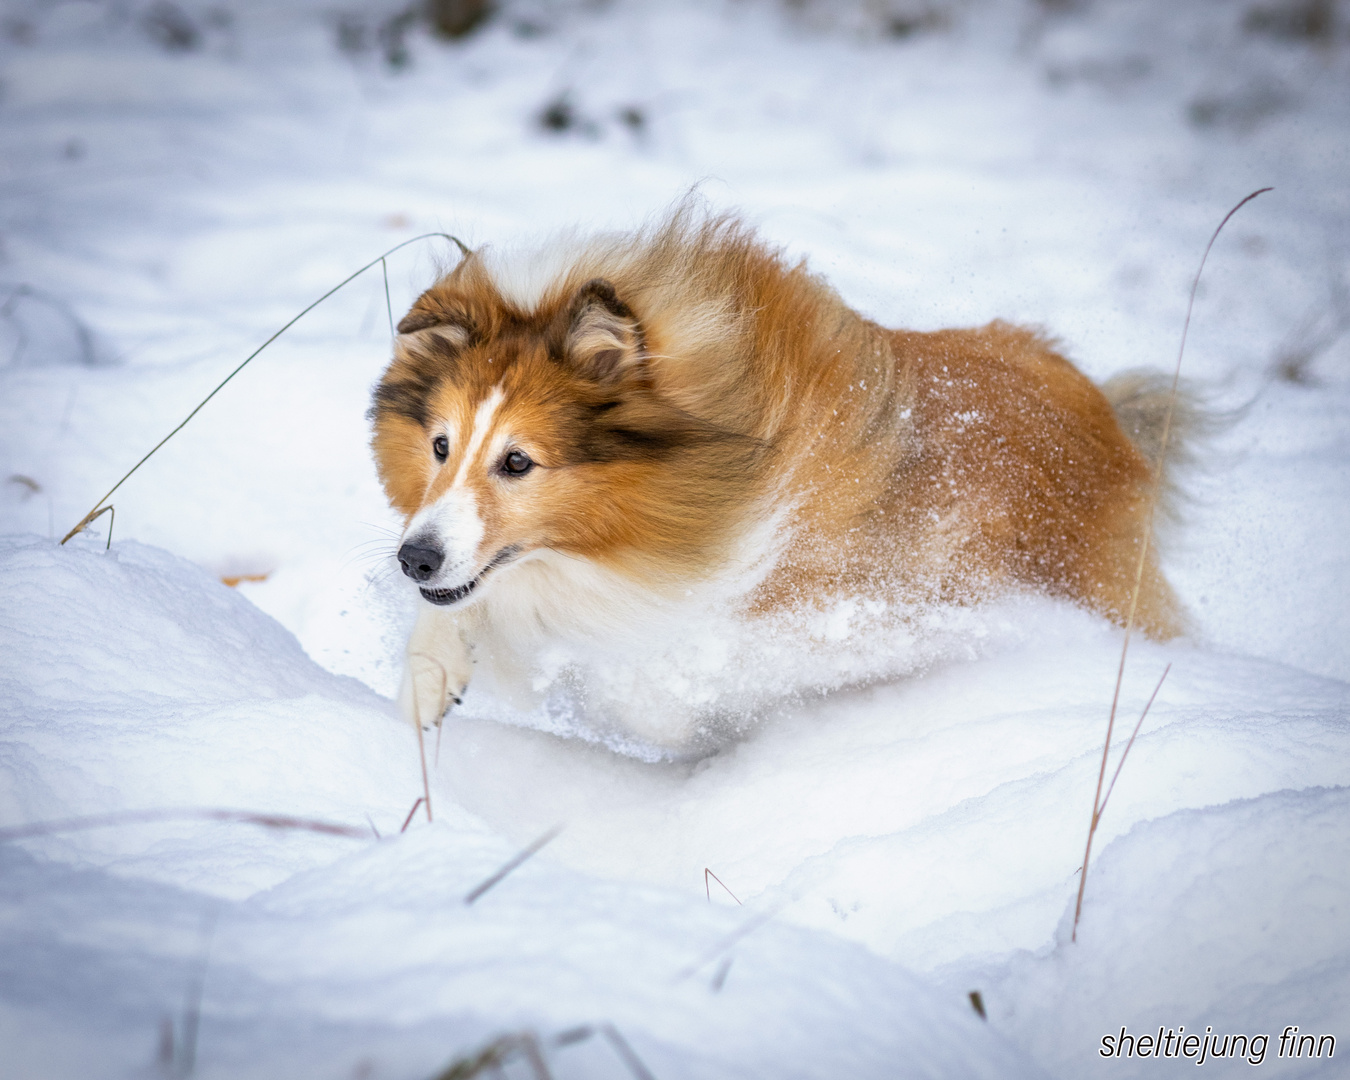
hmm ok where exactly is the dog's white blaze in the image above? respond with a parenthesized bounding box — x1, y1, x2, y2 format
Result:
(400, 386, 505, 588)
(405, 486, 484, 585)
(452, 384, 505, 488)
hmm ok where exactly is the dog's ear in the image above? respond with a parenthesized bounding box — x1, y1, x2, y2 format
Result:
(563, 278, 645, 381)
(396, 309, 445, 335)
(396, 308, 475, 347)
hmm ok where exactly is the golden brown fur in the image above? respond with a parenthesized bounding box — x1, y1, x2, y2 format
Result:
(371, 207, 1180, 737)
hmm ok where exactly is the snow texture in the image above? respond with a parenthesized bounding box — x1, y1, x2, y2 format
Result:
(1, 1, 1347, 1077)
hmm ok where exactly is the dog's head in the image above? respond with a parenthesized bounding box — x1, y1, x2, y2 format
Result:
(371, 257, 748, 607)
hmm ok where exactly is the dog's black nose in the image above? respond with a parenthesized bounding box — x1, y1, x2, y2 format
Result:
(398, 542, 443, 582)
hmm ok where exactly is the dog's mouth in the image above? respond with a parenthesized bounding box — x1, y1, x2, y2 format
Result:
(418, 580, 479, 606)
(418, 546, 519, 607)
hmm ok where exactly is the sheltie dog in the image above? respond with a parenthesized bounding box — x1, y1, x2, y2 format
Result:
(371, 207, 1183, 751)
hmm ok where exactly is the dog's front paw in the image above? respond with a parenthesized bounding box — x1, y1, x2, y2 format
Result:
(399, 653, 466, 729)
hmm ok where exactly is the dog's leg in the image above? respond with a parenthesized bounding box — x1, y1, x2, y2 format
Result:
(398, 604, 473, 730)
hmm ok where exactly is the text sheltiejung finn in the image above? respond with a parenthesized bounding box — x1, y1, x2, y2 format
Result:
(1100, 1026, 1335, 1066)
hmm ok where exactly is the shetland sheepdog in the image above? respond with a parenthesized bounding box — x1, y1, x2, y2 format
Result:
(371, 207, 1182, 751)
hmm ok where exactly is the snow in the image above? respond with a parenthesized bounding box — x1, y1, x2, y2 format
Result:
(0, 533, 1040, 1079)
(1, 1, 1348, 1077)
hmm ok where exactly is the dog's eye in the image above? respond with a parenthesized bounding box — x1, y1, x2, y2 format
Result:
(432, 435, 449, 462)
(502, 449, 533, 476)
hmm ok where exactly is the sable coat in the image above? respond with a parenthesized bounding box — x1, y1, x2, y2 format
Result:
(371, 209, 1178, 745)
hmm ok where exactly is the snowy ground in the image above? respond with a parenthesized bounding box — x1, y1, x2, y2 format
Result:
(1, 1, 1348, 1077)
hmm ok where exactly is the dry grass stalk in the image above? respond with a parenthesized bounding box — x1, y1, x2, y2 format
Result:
(596, 1024, 658, 1080)
(1071, 187, 1272, 942)
(60, 232, 468, 546)
(463, 824, 563, 904)
(83, 503, 114, 549)
(431, 1032, 546, 1080)
(409, 657, 448, 823)
(0, 807, 371, 843)
(414, 708, 434, 824)
(1096, 662, 1170, 823)
(432, 1023, 655, 1080)
(400, 797, 425, 833)
(703, 867, 742, 904)
(157, 909, 217, 1079)
(674, 903, 783, 983)
(710, 956, 733, 992)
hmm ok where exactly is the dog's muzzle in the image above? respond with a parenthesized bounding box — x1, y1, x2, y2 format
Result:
(407, 545, 521, 607)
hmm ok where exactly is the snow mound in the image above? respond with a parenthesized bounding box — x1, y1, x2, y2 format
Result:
(0, 533, 1043, 1079)
(973, 786, 1350, 1077)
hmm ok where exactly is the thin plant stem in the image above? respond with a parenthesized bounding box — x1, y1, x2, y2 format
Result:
(464, 825, 564, 904)
(0, 807, 370, 843)
(382, 256, 394, 338)
(1072, 188, 1271, 941)
(400, 797, 425, 833)
(415, 704, 434, 825)
(673, 903, 783, 982)
(174, 908, 217, 1079)
(1097, 663, 1170, 823)
(704, 867, 742, 904)
(61, 232, 467, 545)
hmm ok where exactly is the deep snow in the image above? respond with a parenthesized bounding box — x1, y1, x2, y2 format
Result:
(1, 1, 1348, 1077)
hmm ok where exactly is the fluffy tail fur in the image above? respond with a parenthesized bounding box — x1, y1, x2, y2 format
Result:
(1101, 370, 1206, 532)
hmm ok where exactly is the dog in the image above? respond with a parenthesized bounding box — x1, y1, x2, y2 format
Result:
(371, 207, 1183, 750)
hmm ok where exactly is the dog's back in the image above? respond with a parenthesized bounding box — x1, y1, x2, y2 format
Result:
(614, 216, 1184, 637)
(887, 325, 1180, 637)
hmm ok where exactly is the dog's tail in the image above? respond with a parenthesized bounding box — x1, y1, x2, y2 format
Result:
(1101, 369, 1208, 532)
